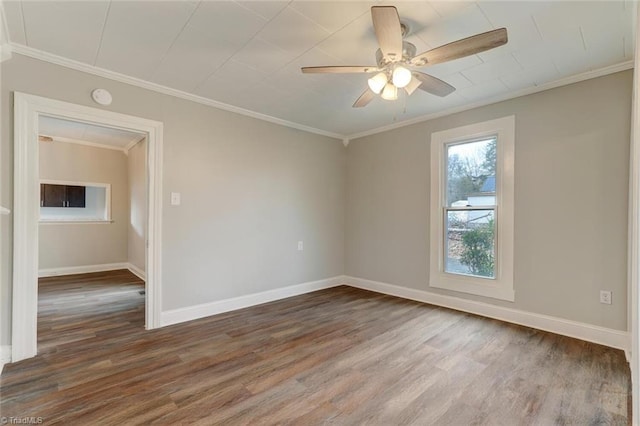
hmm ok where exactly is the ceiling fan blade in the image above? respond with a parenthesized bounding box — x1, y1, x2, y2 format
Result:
(411, 28, 508, 67)
(353, 89, 376, 108)
(404, 76, 423, 96)
(371, 6, 403, 62)
(301, 66, 379, 74)
(413, 72, 455, 97)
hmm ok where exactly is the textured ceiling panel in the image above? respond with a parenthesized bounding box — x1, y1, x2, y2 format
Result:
(21, 1, 109, 64)
(95, 1, 197, 80)
(39, 116, 144, 148)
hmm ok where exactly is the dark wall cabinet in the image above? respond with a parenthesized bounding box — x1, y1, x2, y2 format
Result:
(41, 184, 86, 208)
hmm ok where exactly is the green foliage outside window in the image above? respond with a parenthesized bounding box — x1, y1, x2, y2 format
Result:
(460, 219, 495, 278)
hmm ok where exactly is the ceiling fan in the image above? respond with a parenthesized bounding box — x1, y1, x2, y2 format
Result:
(301, 6, 507, 108)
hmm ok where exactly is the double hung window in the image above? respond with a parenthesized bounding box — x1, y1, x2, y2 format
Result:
(429, 116, 515, 301)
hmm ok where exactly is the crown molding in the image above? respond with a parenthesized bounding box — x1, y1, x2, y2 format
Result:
(9, 43, 345, 141)
(40, 134, 127, 153)
(8, 44, 633, 144)
(346, 60, 635, 140)
(124, 135, 146, 154)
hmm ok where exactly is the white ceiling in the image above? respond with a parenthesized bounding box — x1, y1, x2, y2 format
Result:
(39, 115, 145, 149)
(3, 1, 635, 138)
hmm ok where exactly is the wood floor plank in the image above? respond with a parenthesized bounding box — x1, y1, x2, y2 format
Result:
(0, 270, 630, 424)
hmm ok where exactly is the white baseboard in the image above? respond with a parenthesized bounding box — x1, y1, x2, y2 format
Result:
(0, 345, 11, 374)
(127, 263, 146, 281)
(38, 262, 129, 277)
(161, 276, 344, 327)
(344, 276, 630, 352)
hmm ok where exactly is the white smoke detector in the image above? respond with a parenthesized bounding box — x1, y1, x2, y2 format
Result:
(91, 88, 112, 106)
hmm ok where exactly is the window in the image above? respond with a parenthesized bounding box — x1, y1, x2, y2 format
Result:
(40, 180, 111, 223)
(430, 116, 515, 301)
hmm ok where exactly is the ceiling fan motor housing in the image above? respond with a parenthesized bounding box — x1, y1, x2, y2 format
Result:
(376, 41, 417, 68)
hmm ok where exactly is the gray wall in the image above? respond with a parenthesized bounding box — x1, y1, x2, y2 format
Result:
(1, 54, 346, 345)
(38, 141, 129, 270)
(346, 70, 632, 331)
(127, 138, 146, 275)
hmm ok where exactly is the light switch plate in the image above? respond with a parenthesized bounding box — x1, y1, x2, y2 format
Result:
(170, 192, 181, 206)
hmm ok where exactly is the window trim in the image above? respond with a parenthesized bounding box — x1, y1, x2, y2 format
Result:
(429, 115, 515, 302)
(39, 179, 112, 223)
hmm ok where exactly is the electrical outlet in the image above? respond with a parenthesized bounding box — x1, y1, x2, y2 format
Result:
(297, 241, 303, 251)
(600, 290, 612, 305)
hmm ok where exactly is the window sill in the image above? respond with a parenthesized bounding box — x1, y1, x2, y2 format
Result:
(39, 219, 113, 225)
(430, 273, 515, 302)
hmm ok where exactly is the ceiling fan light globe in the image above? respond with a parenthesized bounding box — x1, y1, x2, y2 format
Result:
(367, 72, 388, 94)
(381, 83, 398, 101)
(392, 66, 412, 88)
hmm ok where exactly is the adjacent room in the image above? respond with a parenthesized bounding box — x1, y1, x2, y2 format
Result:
(37, 117, 147, 277)
(37, 116, 148, 351)
(0, 1, 638, 424)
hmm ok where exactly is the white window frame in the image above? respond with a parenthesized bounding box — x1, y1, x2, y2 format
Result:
(39, 179, 112, 223)
(429, 115, 515, 301)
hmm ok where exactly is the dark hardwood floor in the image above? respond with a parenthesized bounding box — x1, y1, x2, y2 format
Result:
(0, 270, 631, 425)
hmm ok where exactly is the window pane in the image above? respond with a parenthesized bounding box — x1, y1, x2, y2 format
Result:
(446, 138, 496, 207)
(445, 209, 495, 278)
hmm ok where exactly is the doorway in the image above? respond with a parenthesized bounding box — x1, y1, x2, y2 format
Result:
(12, 92, 163, 362)
(36, 115, 147, 351)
